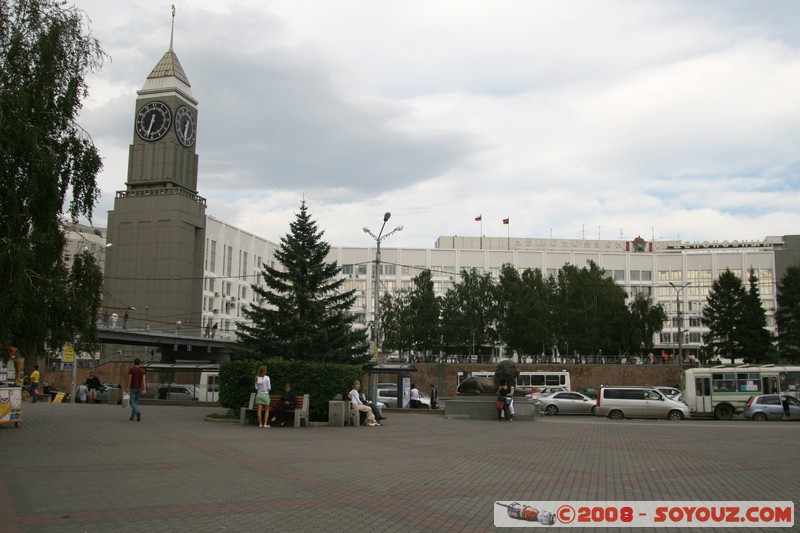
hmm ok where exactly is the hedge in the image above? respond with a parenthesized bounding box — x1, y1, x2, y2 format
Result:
(218, 358, 364, 421)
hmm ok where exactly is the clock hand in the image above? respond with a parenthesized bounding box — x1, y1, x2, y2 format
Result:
(183, 121, 190, 138)
(146, 114, 155, 135)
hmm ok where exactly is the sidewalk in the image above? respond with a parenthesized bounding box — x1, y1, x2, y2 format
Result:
(1, 402, 798, 532)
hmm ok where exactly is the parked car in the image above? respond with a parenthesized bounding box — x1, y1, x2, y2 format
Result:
(743, 394, 800, 421)
(539, 391, 597, 416)
(94, 384, 121, 404)
(655, 387, 682, 399)
(524, 386, 568, 399)
(375, 384, 431, 408)
(157, 384, 197, 401)
(595, 386, 690, 421)
(577, 388, 598, 400)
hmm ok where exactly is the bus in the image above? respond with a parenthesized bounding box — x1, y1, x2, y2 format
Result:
(468, 371, 571, 395)
(683, 365, 800, 420)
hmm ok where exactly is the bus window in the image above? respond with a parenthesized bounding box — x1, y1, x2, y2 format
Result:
(531, 375, 545, 386)
(736, 373, 759, 393)
(712, 373, 735, 392)
(517, 375, 530, 386)
(789, 372, 800, 391)
(545, 375, 561, 386)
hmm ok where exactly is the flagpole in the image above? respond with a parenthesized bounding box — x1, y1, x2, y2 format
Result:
(507, 221, 510, 250)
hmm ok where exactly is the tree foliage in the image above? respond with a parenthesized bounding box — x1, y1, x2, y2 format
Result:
(381, 269, 441, 355)
(0, 0, 105, 361)
(625, 292, 667, 353)
(740, 269, 772, 363)
(440, 268, 498, 354)
(776, 266, 800, 362)
(702, 269, 748, 363)
(235, 201, 368, 363)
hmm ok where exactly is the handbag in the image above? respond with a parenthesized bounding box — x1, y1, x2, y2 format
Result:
(496, 399, 506, 410)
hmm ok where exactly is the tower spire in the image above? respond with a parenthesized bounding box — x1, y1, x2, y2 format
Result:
(169, 4, 176, 51)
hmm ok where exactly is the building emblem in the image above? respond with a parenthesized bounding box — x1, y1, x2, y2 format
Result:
(627, 235, 651, 253)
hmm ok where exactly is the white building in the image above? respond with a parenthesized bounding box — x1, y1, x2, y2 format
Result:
(200, 216, 798, 355)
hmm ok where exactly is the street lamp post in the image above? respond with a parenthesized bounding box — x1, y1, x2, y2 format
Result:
(669, 281, 690, 366)
(363, 213, 403, 362)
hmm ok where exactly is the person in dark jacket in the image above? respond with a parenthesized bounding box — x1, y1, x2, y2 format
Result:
(272, 383, 297, 427)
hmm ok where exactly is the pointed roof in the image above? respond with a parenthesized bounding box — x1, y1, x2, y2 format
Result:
(148, 50, 191, 86)
(138, 49, 196, 104)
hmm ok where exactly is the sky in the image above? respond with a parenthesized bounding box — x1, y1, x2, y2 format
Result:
(70, 0, 800, 248)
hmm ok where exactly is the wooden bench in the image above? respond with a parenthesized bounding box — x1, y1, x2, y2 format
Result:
(240, 393, 310, 427)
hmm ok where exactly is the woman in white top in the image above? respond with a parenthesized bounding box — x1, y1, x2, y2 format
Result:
(349, 380, 378, 426)
(255, 365, 271, 427)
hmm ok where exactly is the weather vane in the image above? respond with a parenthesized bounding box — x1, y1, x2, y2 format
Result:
(169, 5, 176, 51)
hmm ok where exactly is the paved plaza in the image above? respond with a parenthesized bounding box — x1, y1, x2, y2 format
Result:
(1, 402, 798, 532)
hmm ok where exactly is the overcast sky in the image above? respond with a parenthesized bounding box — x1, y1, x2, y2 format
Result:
(71, 0, 800, 248)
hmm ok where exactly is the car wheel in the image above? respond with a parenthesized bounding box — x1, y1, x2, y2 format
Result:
(545, 405, 558, 416)
(714, 404, 734, 420)
(590, 405, 597, 416)
(752, 412, 767, 422)
(667, 410, 684, 421)
(609, 410, 624, 421)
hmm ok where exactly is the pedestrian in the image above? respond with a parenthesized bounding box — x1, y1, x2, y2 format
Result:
(349, 380, 379, 426)
(176, 320, 182, 334)
(86, 372, 102, 403)
(496, 379, 512, 421)
(110, 312, 118, 329)
(76, 383, 89, 404)
(409, 383, 421, 408)
(126, 358, 147, 422)
(271, 383, 297, 427)
(211, 323, 217, 338)
(123, 310, 129, 329)
(254, 365, 271, 427)
(430, 385, 438, 409)
(205, 322, 210, 338)
(103, 310, 109, 327)
(29, 365, 41, 403)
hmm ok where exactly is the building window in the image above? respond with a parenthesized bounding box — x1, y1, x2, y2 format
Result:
(342, 264, 354, 275)
(689, 333, 702, 343)
(613, 270, 625, 282)
(641, 270, 652, 281)
(630, 270, 640, 281)
(209, 240, 217, 272)
(689, 317, 702, 327)
(658, 270, 669, 281)
(356, 264, 367, 276)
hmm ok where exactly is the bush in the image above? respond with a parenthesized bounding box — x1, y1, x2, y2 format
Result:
(219, 359, 363, 420)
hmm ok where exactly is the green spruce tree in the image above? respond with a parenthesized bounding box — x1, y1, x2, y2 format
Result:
(776, 266, 800, 362)
(702, 269, 748, 364)
(740, 269, 772, 362)
(236, 201, 368, 363)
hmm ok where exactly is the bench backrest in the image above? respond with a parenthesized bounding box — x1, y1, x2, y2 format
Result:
(268, 394, 306, 409)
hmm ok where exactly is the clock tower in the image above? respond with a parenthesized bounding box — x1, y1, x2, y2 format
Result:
(104, 15, 206, 337)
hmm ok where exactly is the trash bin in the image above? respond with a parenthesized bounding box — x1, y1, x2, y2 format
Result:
(328, 400, 346, 427)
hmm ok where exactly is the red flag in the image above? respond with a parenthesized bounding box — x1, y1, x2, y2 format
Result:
(502, 218, 509, 224)
(474, 214, 482, 221)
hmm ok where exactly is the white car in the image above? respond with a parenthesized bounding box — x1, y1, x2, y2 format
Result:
(524, 386, 569, 399)
(375, 385, 431, 408)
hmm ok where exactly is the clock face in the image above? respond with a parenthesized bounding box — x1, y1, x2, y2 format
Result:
(174, 106, 197, 147)
(135, 101, 172, 141)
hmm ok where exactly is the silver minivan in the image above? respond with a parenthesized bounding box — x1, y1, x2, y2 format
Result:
(596, 386, 689, 421)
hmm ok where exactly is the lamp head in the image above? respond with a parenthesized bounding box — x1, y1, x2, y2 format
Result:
(383, 212, 391, 222)
(363, 227, 370, 233)
(395, 225, 404, 232)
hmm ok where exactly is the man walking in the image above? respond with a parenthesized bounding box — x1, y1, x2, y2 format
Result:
(29, 365, 40, 403)
(126, 358, 147, 422)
